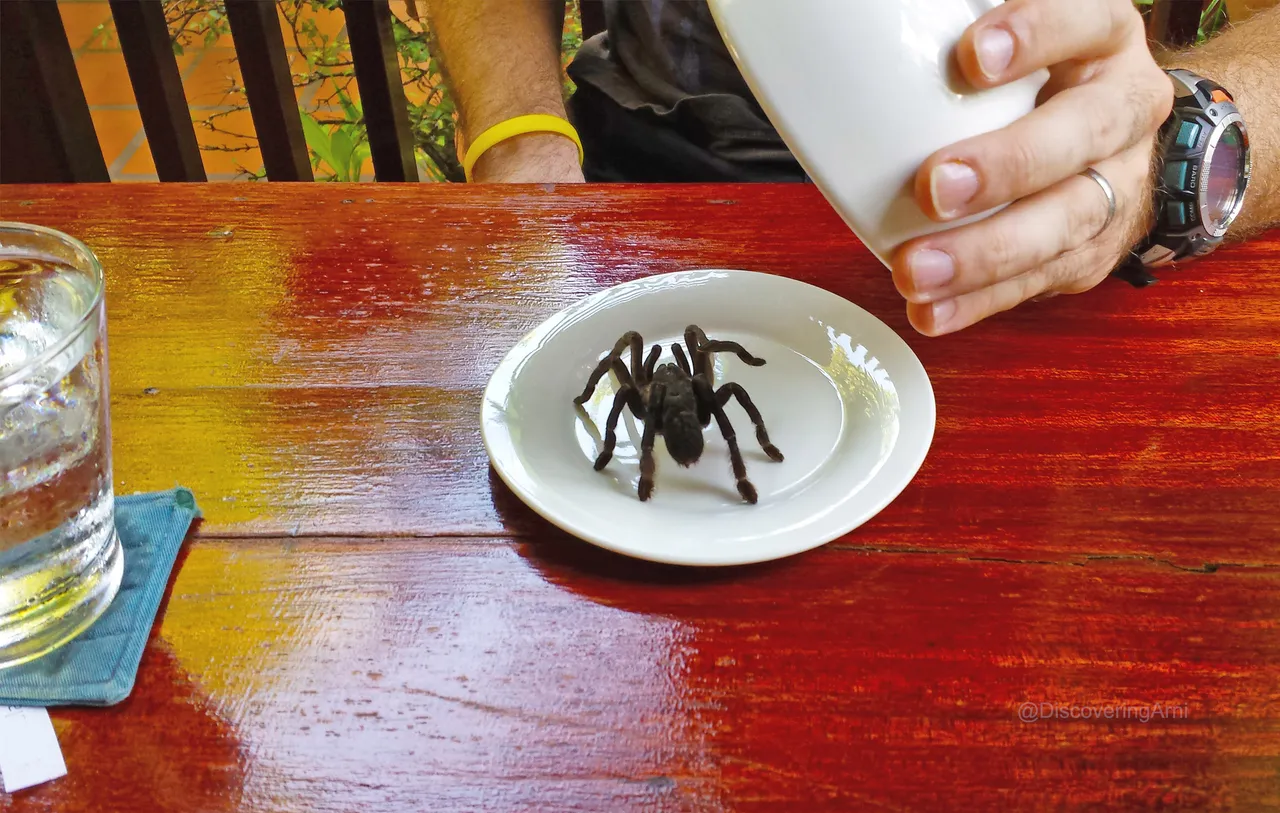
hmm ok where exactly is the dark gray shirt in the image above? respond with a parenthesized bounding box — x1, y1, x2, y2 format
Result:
(566, 0, 801, 180)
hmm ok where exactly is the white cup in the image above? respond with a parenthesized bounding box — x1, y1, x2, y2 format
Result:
(709, 0, 1048, 266)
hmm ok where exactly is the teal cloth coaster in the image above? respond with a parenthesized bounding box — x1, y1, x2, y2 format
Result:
(0, 487, 200, 707)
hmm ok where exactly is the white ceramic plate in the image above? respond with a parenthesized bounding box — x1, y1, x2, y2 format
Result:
(481, 269, 935, 566)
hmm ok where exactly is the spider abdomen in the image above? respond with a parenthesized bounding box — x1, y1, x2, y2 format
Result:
(662, 405, 705, 466)
(654, 370, 704, 466)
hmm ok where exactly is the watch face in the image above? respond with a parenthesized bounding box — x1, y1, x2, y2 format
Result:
(1205, 123, 1246, 230)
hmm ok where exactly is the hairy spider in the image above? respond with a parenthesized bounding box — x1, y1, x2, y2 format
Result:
(572, 324, 784, 503)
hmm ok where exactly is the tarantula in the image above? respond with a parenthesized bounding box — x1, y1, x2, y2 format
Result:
(572, 324, 784, 503)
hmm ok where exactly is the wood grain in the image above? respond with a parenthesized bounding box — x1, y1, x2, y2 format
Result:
(8, 540, 1280, 812)
(0, 183, 1278, 811)
(2, 184, 1277, 564)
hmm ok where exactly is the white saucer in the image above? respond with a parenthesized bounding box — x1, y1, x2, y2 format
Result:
(480, 269, 935, 566)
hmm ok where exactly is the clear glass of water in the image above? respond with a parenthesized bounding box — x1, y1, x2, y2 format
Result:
(0, 222, 122, 669)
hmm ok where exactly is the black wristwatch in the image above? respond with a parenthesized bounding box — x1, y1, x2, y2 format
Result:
(1115, 68, 1251, 287)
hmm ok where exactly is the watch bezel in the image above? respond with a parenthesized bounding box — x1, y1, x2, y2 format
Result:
(1197, 110, 1251, 239)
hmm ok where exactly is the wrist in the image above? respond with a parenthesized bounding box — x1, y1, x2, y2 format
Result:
(470, 131, 584, 183)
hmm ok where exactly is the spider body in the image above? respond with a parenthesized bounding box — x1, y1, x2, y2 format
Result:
(572, 325, 783, 503)
(650, 362, 704, 466)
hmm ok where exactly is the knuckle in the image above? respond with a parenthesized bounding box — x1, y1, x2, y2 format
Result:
(1067, 245, 1110, 290)
(1122, 81, 1157, 141)
(1061, 274, 1102, 295)
(1146, 70, 1174, 128)
(999, 136, 1044, 187)
(1091, 100, 1129, 153)
(1095, 0, 1143, 42)
(1060, 254, 1112, 294)
(951, 227, 1016, 287)
(1081, 0, 1126, 46)
(1007, 1, 1046, 48)
(1006, 273, 1042, 314)
(1067, 192, 1107, 244)
(1110, 0, 1143, 36)
(1038, 262, 1067, 295)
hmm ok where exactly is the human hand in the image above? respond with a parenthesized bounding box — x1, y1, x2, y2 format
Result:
(890, 0, 1173, 335)
(469, 132, 585, 183)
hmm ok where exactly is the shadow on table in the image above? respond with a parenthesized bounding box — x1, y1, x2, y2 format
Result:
(487, 465, 813, 603)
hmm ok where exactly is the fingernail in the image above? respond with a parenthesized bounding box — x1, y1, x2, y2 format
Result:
(931, 298, 957, 328)
(931, 161, 980, 218)
(908, 249, 954, 292)
(975, 26, 1014, 79)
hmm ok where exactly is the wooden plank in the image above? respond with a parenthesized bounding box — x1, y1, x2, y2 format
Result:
(108, 0, 207, 182)
(223, 0, 313, 181)
(10, 540, 1280, 811)
(0, 183, 1278, 571)
(0, 0, 110, 183)
(342, 0, 418, 181)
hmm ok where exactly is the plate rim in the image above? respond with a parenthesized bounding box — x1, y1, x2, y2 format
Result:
(480, 268, 936, 566)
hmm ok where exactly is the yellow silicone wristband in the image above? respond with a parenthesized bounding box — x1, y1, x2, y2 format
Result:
(462, 114, 584, 182)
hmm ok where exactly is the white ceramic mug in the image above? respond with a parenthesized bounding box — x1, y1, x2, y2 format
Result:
(708, 0, 1048, 265)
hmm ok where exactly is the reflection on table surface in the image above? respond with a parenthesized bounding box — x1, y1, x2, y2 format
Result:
(2, 182, 1277, 812)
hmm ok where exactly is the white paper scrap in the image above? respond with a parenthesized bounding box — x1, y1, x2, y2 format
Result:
(0, 705, 67, 793)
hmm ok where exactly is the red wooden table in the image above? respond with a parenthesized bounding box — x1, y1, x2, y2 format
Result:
(2, 183, 1278, 812)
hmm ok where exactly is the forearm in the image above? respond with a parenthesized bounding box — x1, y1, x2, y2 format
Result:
(425, 0, 579, 181)
(1157, 6, 1280, 237)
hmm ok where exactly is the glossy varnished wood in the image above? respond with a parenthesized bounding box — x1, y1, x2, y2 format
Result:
(12, 540, 1280, 812)
(0, 184, 1277, 811)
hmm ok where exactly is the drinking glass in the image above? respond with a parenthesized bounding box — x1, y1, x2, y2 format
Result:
(0, 222, 122, 669)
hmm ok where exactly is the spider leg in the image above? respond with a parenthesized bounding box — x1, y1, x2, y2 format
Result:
(627, 332, 645, 382)
(573, 331, 643, 405)
(642, 344, 662, 383)
(593, 384, 642, 470)
(684, 325, 712, 381)
(692, 371, 712, 426)
(637, 382, 665, 501)
(716, 383, 783, 461)
(610, 357, 638, 391)
(671, 342, 692, 375)
(693, 376, 758, 504)
(684, 323, 767, 371)
(698, 340, 767, 367)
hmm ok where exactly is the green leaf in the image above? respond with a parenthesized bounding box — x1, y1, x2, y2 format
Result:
(330, 127, 356, 181)
(336, 89, 361, 124)
(351, 144, 370, 181)
(299, 110, 338, 174)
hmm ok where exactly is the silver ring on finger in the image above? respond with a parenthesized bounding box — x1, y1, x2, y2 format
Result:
(1079, 167, 1117, 236)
